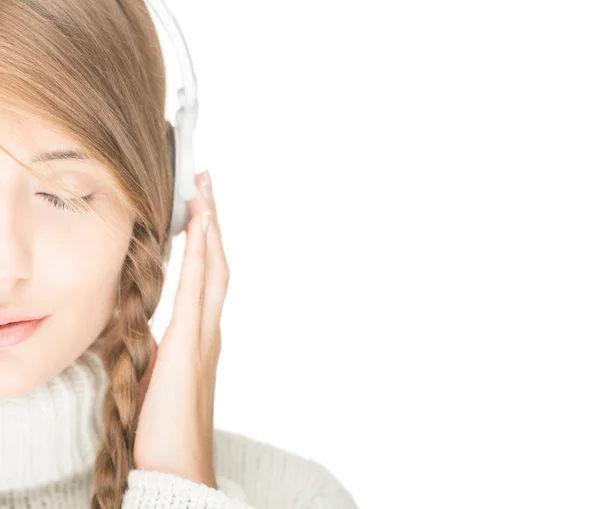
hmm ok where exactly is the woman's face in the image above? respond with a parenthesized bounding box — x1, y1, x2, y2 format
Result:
(0, 106, 134, 398)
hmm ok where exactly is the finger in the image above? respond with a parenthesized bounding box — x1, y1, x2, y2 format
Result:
(199, 170, 220, 228)
(187, 172, 204, 218)
(201, 214, 228, 333)
(187, 172, 224, 263)
(185, 171, 229, 328)
(194, 174, 229, 325)
(200, 171, 228, 267)
(189, 171, 222, 236)
(171, 209, 210, 334)
(188, 171, 228, 275)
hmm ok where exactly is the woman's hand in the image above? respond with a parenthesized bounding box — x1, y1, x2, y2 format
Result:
(133, 170, 229, 488)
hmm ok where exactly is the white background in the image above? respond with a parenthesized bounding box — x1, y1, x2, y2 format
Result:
(149, 1, 599, 508)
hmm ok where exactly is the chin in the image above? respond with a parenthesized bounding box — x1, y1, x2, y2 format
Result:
(0, 356, 51, 399)
(0, 378, 36, 399)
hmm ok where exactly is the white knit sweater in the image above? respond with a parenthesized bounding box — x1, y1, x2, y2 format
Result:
(0, 348, 357, 509)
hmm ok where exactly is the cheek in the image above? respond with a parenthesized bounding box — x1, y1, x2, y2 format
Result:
(39, 218, 132, 309)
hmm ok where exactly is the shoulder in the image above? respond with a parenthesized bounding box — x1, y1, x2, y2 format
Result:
(213, 428, 358, 509)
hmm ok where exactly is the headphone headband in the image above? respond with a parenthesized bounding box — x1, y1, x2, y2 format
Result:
(145, 0, 199, 238)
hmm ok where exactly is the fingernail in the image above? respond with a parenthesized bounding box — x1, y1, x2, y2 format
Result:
(201, 170, 212, 200)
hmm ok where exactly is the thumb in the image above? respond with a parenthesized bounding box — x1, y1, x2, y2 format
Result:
(139, 339, 158, 398)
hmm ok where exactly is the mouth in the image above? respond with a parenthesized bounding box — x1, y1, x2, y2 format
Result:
(0, 316, 48, 347)
(0, 315, 47, 327)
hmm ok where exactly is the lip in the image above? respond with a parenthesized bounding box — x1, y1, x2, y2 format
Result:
(0, 309, 47, 327)
(0, 316, 48, 347)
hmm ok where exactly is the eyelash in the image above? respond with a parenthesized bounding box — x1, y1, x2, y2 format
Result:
(38, 193, 94, 212)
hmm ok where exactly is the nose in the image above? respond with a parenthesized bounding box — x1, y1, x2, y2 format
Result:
(0, 189, 31, 287)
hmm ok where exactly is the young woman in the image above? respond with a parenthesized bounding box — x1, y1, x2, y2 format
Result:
(0, 1, 356, 508)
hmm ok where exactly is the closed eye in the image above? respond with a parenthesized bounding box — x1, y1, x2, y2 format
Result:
(38, 193, 94, 212)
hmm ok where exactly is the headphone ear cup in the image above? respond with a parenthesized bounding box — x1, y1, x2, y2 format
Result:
(163, 120, 177, 258)
(167, 120, 176, 178)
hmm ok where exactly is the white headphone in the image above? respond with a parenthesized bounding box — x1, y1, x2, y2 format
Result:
(145, 0, 199, 238)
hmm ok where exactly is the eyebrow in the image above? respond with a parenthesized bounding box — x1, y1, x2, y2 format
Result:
(31, 149, 90, 164)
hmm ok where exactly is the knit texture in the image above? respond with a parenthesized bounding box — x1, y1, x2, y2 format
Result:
(0, 348, 357, 509)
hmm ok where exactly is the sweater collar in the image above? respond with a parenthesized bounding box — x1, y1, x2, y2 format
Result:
(0, 348, 108, 491)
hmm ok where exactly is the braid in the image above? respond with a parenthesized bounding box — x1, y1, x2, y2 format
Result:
(91, 220, 167, 509)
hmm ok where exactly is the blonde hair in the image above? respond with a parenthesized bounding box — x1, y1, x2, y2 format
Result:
(0, 1, 175, 507)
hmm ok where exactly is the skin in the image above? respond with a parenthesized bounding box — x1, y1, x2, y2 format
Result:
(0, 105, 231, 487)
(0, 106, 135, 398)
(135, 171, 229, 487)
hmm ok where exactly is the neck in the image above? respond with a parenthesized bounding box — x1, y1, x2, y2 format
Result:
(0, 348, 108, 491)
